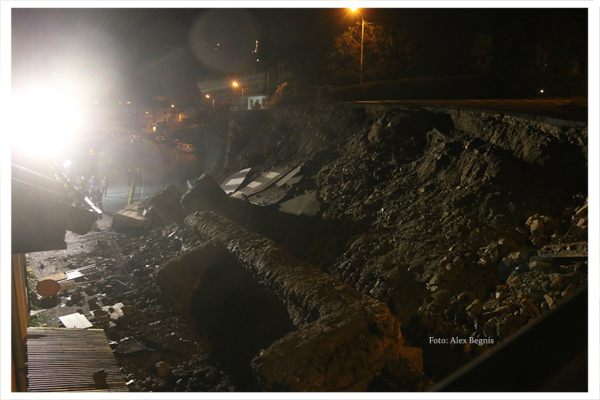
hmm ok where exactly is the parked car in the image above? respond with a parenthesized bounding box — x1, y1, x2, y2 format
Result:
(167, 139, 181, 148)
(178, 143, 196, 153)
(175, 141, 188, 150)
(155, 135, 166, 143)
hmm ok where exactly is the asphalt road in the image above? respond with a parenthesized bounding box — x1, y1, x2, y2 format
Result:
(359, 97, 588, 123)
(72, 138, 202, 223)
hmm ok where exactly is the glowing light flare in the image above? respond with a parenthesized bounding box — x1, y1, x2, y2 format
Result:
(11, 88, 83, 157)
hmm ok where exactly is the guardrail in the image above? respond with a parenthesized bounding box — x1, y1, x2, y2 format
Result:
(127, 170, 137, 205)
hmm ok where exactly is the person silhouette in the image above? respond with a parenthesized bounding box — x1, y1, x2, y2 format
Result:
(101, 177, 108, 197)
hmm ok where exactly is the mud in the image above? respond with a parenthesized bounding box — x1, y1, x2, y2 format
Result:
(25, 102, 587, 391)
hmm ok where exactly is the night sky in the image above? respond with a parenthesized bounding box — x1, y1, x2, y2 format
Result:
(11, 7, 588, 103)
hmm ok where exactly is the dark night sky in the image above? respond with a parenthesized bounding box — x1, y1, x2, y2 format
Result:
(11, 7, 588, 102)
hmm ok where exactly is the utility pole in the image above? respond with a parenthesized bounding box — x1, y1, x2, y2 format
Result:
(351, 8, 368, 85)
(360, 17, 364, 85)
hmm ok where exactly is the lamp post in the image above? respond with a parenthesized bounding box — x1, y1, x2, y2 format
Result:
(351, 8, 366, 85)
(232, 81, 244, 110)
(233, 80, 261, 110)
(206, 94, 214, 110)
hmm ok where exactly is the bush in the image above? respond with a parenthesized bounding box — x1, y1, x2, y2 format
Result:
(268, 82, 297, 107)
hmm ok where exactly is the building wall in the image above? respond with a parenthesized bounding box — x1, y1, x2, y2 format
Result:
(247, 96, 267, 110)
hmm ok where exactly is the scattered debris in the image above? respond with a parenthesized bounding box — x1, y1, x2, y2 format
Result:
(58, 312, 93, 329)
(25, 104, 587, 391)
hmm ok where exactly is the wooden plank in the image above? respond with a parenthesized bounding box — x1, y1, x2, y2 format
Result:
(59, 280, 77, 291)
(39, 272, 68, 281)
(27, 327, 128, 392)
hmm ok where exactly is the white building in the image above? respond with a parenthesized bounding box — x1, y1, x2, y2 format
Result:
(246, 95, 267, 110)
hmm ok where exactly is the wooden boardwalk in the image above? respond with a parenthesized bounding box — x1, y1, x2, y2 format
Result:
(26, 327, 129, 392)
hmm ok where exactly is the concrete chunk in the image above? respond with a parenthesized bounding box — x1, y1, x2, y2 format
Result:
(112, 200, 148, 231)
(181, 174, 251, 225)
(148, 184, 187, 225)
(156, 243, 221, 316)
(173, 211, 421, 392)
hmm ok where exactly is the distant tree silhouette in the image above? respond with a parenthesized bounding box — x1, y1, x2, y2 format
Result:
(326, 22, 415, 86)
(470, 34, 494, 74)
(267, 82, 296, 107)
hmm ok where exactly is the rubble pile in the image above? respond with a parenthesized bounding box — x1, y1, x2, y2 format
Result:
(179, 211, 429, 391)
(217, 104, 588, 381)
(26, 103, 587, 391)
(26, 226, 240, 391)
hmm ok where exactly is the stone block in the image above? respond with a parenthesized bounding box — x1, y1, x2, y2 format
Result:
(148, 184, 187, 225)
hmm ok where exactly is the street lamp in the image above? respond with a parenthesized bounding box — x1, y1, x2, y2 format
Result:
(206, 94, 214, 110)
(232, 81, 244, 109)
(351, 8, 367, 85)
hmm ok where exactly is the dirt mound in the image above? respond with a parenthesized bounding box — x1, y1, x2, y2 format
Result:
(218, 103, 587, 382)
(25, 102, 587, 391)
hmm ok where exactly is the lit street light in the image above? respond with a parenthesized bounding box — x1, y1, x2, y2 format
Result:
(350, 8, 369, 85)
(233, 80, 262, 110)
(206, 94, 215, 110)
(232, 81, 244, 109)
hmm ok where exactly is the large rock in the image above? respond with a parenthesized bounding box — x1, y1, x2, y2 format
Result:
(148, 184, 187, 225)
(155, 243, 221, 315)
(156, 211, 424, 392)
(180, 174, 251, 225)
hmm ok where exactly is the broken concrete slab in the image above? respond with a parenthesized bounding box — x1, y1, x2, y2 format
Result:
(180, 174, 252, 225)
(141, 206, 162, 228)
(221, 167, 251, 194)
(276, 165, 302, 187)
(112, 200, 149, 231)
(59, 312, 93, 329)
(230, 166, 294, 199)
(148, 184, 187, 226)
(162, 211, 422, 392)
(182, 174, 233, 212)
(278, 191, 320, 216)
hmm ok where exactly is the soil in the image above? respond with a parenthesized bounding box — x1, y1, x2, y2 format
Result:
(25, 102, 588, 391)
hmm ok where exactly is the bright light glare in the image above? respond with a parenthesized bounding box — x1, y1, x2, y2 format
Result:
(12, 88, 82, 157)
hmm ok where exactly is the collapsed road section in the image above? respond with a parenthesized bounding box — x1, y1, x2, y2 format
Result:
(24, 102, 588, 392)
(157, 211, 428, 391)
